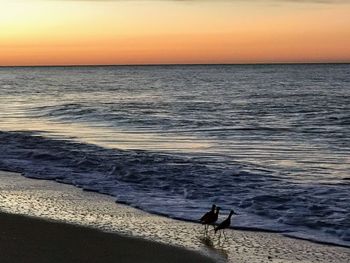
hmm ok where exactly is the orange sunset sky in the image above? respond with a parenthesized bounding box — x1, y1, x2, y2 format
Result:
(1, 0, 350, 66)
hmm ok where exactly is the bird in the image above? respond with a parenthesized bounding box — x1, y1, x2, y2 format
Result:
(200, 204, 216, 222)
(200, 205, 220, 234)
(200, 204, 216, 232)
(215, 210, 237, 239)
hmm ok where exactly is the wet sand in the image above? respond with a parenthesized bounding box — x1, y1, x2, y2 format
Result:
(0, 171, 349, 263)
(0, 212, 213, 263)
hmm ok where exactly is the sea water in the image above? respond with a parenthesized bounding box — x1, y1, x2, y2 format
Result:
(0, 64, 349, 246)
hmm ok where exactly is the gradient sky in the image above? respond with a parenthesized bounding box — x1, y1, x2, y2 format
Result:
(1, 0, 350, 66)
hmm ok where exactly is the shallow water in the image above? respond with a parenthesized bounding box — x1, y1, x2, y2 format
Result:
(0, 64, 349, 246)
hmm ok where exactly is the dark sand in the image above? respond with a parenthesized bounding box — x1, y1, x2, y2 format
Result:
(0, 212, 214, 263)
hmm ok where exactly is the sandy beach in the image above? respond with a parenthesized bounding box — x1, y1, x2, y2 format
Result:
(0, 171, 349, 263)
(0, 212, 213, 263)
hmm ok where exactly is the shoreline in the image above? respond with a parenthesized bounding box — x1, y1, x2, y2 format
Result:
(16, 168, 350, 250)
(0, 171, 349, 263)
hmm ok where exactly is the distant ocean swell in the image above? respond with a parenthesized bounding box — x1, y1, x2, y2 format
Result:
(0, 130, 349, 247)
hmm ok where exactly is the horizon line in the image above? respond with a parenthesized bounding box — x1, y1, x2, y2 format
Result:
(1, 62, 349, 68)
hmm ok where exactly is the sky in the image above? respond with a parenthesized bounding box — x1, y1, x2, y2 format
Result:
(0, 0, 350, 66)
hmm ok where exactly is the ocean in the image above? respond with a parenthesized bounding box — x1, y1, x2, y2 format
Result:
(0, 64, 349, 246)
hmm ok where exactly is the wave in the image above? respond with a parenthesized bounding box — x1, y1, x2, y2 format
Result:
(0, 130, 349, 247)
(28, 100, 350, 134)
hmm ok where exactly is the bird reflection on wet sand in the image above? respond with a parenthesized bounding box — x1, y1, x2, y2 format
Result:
(199, 236, 229, 262)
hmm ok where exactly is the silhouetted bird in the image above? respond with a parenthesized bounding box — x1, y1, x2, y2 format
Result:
(200, 205, 220, 233)
(215, 210, 237, 238)
(200, 205, 216, 223)
(200, 204, 216, 231)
